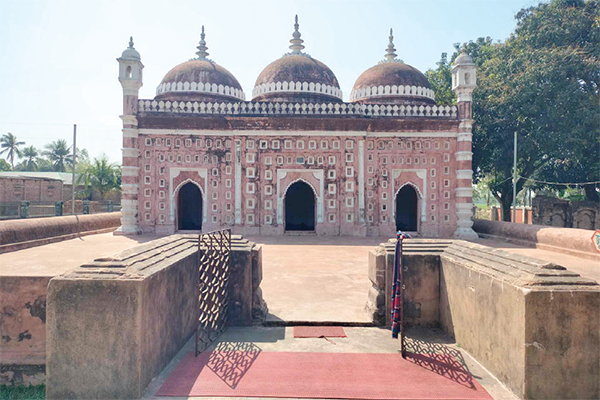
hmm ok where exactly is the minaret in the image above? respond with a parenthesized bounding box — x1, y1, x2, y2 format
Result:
(451, 46, 478, 240)
(116, 37, 143, 235)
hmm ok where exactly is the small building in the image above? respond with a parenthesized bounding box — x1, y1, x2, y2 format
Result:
(116, 18, 477, 238)
(0, 173, 64, 203)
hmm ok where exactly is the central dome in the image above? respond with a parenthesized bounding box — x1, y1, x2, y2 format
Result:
(155, 27, 245, 102)
(252, 16, 343, 103)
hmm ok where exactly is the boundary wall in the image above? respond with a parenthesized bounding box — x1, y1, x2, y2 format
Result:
(0, 212, 122, 254)
(473, 219, 599, 261)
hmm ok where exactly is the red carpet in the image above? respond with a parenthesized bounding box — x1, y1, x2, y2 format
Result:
(156, 350, 492, 399)
(293, 326, 347, 338)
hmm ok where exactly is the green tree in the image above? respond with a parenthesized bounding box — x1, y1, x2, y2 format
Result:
(425, 52, 456, 105)
(76, 155, 120, 200)
(21, 146, 39, 171)
(0, 159, 11, 171)
(43, 139, 72, 172)
(0, 133, 25, 170)
(430, 0, 599, 220)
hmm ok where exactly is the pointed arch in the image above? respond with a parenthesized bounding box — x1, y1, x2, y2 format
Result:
(394, 183, 420, 232)
(172, 178, 205, 231)
(284, 180, 317, 231)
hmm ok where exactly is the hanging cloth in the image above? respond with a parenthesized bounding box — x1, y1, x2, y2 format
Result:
(391, 231, 410, 339)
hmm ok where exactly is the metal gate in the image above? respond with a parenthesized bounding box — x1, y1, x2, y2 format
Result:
(195, 229, 231, 356)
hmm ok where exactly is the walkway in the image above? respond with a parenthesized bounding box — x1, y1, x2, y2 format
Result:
(145, 326, 518, 400)
(247, 236, 386, 323)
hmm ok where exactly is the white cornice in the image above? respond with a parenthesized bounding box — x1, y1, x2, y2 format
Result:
(350, 84, 435, 102)
(156, 81, 246, 101)
(252, 81, 343, 101)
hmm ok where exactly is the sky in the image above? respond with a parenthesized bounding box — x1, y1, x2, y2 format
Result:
(0, 0, 541, 164)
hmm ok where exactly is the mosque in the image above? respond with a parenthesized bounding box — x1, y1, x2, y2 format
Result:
(116, 17, 477, 238)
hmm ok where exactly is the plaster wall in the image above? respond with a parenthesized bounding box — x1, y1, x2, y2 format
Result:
(0, 277, 48, 386)
(523, 290, 599, 399)
(439, 255, 526, 396)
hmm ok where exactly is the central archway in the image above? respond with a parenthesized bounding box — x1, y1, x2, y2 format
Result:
(178, 182, 202, 231)
(285, 181, 316, 231)
(396, 185, 418, 232)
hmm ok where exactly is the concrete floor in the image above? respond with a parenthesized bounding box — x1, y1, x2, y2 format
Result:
(247, 236, 387, 323)
(0, 232, 161, 277)
(144, 326, 519, 400)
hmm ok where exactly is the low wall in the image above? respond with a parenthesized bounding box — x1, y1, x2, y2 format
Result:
(472, 219, 599, 261)
(46, 235, 199, 399)
(367, 239, 599, 399)
(440, 241, 599, 399)
(0, 212, 122, 253)
(45, 233, 265, 399)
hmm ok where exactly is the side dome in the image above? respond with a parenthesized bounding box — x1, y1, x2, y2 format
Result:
(350, 30, 435, 105)
(155, 27, 245, 102)
(252, 16, 343, 103)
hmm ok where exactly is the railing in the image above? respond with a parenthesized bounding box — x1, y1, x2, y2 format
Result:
(196, 229, 232, 355)
(0, 200, 121, 220)
(138, 99, 458, 119)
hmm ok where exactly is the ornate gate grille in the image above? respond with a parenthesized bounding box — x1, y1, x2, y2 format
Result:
(195, 229, 231, 356)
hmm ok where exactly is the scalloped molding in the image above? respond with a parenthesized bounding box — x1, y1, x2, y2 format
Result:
(252, 81, 343, 101)
(138, 99, 457, 119)
(350, 84, 435, 102)
(156, 81, 246, 101)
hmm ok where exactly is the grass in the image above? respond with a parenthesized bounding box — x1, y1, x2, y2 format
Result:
(0, 385, 45, 400)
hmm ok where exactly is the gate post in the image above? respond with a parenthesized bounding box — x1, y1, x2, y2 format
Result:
(20, 201, 29, 218)
(55, 201, 63, 216)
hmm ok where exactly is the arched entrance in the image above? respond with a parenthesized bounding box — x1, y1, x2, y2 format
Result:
(285, 181, 316, 231)
(178, 182, 202, 231)
(396, 185, 418, 232)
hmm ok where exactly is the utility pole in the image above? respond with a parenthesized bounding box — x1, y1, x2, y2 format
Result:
(512, 132, 517, 223)
(71, 124, 77, 215)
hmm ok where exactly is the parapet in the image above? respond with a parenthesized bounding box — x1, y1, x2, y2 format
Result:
(0, 212, 121, 254)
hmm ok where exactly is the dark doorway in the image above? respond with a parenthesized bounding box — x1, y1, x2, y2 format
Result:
(396, 185, 418, 231)
(285, 181, 315, 231)
(178, 182, 202, 231)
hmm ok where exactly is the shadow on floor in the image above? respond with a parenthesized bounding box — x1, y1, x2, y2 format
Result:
(207, 341, 262, 389)
(404, 330, 479, 390)
(246, 235, 390, 247)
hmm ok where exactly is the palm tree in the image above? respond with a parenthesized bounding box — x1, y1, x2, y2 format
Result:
(43, 140, 72, 172)
(77, 155, 119, 200)
(0, 132, 25, 170)
(21, 146, 39, 171)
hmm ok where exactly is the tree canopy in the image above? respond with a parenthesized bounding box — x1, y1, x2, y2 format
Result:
(43, 139, 73, 172)
(0, 133, 25, 170)
(426, 0, 599, 219)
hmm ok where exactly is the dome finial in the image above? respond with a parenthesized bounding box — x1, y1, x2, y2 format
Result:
(384, 28, 397, 61)
(196, 25, 210, 59)
(289, 14, 305, 54)
(128, 36, 134, 48)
